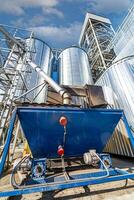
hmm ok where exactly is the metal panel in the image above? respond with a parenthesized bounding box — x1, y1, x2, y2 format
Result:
(18, 107, 122, 158)
(114, 37, 134, 61)
(58, 47, 93, 86)
(58, 47, 93, 107)
(109, 5, 134, 58)
(47, 85, 107, 108)
(96, 58, 134, 157)
(26, 38, 53, 103)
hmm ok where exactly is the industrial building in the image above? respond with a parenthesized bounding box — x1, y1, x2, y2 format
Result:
(79, 13, 115, 81)
(0, 3, 133, 199)
(79, 11, 134, 157)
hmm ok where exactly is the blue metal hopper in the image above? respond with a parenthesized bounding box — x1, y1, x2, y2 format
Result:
(17, 107, 123, 158)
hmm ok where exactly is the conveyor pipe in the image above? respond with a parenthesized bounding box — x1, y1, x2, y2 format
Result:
(27, 59, 71, 105)
(0, 26, 72, 105)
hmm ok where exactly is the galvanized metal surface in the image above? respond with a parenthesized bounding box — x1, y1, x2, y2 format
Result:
(114, 37, 134, 61)
(96, 58, 134, 129)
(96, 58, 134, 157)
(79, 13, 115, 81)
(58, 46, 93, 86)
(0, 28, 33, 145)
(79, 13, 112, 44)
(109, 4, 134, 59)
(26, 38, 53, 103)
(27, 60, 71, 105)
(58, 47, 93, 106)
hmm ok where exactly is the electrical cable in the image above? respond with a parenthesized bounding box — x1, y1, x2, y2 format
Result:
(10, 153, 110, 189)
(92, 152, 110, 179)
(10, 154, 30, 189)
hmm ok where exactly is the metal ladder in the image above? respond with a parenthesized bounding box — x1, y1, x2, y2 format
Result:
(0, 44, 24, 145)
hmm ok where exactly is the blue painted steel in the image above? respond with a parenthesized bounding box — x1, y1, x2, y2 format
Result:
(99, 154, 112, 169)
(0, 109, 17, 175)
(32, 158, 46, 179)
(0, 169, 134, 197)
(0, 107, 133, 198)
(17, 107, 123, 158)
(115, 168, 130, 175)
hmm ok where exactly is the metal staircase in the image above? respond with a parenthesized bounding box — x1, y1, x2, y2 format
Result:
(0, 27, 33, 147)
(0, 47, 23, 145)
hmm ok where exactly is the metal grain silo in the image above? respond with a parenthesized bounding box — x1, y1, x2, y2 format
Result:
(96, 57, 134, 157)
(58, 46, 93, 86)
(26, 38, 53, 103)
(58, 46, 93, 107)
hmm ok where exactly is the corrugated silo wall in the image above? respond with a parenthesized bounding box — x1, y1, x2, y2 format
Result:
(26, 38, 53, 103)
(58, 46, 93, 107)
(96, 58, 134, 157)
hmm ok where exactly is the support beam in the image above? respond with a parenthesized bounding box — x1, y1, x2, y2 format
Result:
(0, 109, 17, 175)
(0, 26, 25, 50)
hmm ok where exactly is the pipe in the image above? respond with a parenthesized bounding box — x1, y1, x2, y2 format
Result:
(0, 26, 72, 104)
(27, 59, 71, 105)
(10, 154, 31, 189)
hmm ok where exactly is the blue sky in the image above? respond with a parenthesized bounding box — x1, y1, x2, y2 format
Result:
(0, 0, 133, 48)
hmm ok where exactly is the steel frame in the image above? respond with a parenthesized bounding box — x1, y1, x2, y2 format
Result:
(0, 25, 54, 147)
(0, 108, 134, 197)
(79, 14, 115, 81)
(0, 168, 134, 197)
(0, 25, 34, 145)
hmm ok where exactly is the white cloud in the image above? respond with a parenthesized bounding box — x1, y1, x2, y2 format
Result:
(43, 8, 64, 18)
(11, 18, 26, 27)
(0, 0, 63, 18)
(0, 1, 24, 15)
(0, 0, 133, 17)
(88, 0, 133, 14)
(11, 15, 46, 27)
(30, 22, 82, 48)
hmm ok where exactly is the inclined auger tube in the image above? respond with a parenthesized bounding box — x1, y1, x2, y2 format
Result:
(27, 59, 72, 105)
(0, 27, 72, 105)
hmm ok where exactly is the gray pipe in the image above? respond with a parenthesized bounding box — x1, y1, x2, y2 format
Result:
(0, 26, 71, 105)
(27, 59, 71, 105)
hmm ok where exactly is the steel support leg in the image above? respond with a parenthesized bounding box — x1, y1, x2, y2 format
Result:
(0, 109, 17, 175)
